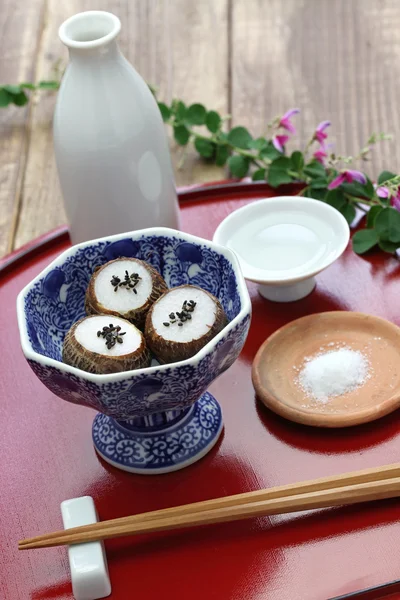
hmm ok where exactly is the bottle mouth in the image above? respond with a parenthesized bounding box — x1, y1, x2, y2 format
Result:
(59, 11, 121, 49)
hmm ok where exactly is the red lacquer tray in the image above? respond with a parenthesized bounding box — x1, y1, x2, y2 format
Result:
(2, 182, 400, 600)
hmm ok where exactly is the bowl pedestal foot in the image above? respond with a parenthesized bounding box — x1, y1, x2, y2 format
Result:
(258, 276, 316, 302)
(92, 392, 223, 474)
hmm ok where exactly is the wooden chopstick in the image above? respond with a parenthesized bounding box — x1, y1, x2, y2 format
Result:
(19, 463, 400, 550)
(19, 463, 400, 546)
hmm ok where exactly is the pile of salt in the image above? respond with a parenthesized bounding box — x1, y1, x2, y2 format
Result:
(298, 347, 370, 402)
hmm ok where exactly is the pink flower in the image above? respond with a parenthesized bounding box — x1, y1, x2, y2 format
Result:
(313, 148, 328, 164)
(373, 184, 400, 210)
(328, 169, 367, 190)
(314, 121, 331, 146)
(272, 134, 289, 153)
(392, 189, 400, 211)
(376, 186, 390, 199)
(279, 109, 300, 134)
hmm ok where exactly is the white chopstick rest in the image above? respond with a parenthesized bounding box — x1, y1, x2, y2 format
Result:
(61, 496, 111, 600)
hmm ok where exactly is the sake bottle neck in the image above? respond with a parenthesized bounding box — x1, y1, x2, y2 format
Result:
(59, 10, 122, 63)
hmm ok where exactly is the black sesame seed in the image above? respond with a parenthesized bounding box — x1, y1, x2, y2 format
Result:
(163, 322, 170, 327)
(111, 271, 141, 293)
(97, 323, 126, 349)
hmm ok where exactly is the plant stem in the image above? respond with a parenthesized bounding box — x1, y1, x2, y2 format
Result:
(354, 203, 368, 214)
(177, 143, 190, 170)
(344, 193, 382, 207)
(303, 137, 315, 159)
(296, 186, 309, 196)
(181, 126, 267, 169)
(287, 169, 304, 180)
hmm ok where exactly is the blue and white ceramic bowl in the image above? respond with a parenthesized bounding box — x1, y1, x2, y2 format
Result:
(17, 228, 251, 474)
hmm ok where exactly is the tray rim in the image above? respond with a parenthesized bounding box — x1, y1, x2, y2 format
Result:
(0, 180, 302, 277)
(2, 179, 399, 600)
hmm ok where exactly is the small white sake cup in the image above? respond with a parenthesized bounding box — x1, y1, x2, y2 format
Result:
(213, 196, 350, 302)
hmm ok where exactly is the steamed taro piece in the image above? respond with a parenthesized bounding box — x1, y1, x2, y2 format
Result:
(85, 258, 168, 329)
(63, 315, 151, 374)
(145, 285, 228, 363)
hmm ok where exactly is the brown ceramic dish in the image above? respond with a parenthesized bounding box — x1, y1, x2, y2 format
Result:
(252, 311, 400, 428)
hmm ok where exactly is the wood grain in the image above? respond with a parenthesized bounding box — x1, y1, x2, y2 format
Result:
(0, 0, 45, 256)
(14, 0, 229, 249)
(2, 0, 400, 255)
(231, 0, 400, 176)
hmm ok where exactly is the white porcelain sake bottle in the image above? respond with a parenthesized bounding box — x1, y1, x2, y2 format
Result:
(54, 11, 180, 244)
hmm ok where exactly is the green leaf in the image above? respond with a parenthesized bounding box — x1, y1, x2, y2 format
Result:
(194, 138, 215, 158)
(173, 124, 190, 146)
(303, 160, 327, 178)
(267, 156, 293, 188)
(252, 168, 266, 181)
(324, 189, 346, 210)
(0, 88, 11, 107)
(37, 80, 59, 90)
(260, 142, 282, 161)
(340, 203, 356, 225)
(158, 102, 171, 122)
(227, 126, 253, 149)
(366, 205, 384, 228)
(215, 144, 230, 166)
(378, 170, 397, 185)
(290, 151, 304, 173)
(378, 239, 400, 254)
(248, 137, 268, 151)
(352, 229, 379, 254)
(375, 207, 400, 242)
(20, 82, 36, 90)
(306, 188, 326, 200)
(186, 103, 206, 126)
(342, 180, 373, 199)
(364, 177, 375, 199)
(310, 178, 328, 189)
(174, 101, 187, 122)
(205, 110, 221, 133)
(228, 155, 250, 178)
(379, 194, 391, 207)
(3, 85, 22, 95)
(12, 91, 28, 106)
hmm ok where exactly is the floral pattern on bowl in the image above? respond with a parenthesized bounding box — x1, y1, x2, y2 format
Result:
(18, 228, 252, 420)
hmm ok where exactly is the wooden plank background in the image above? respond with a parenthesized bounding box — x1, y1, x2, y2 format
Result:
(1, 0, 400, 258)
